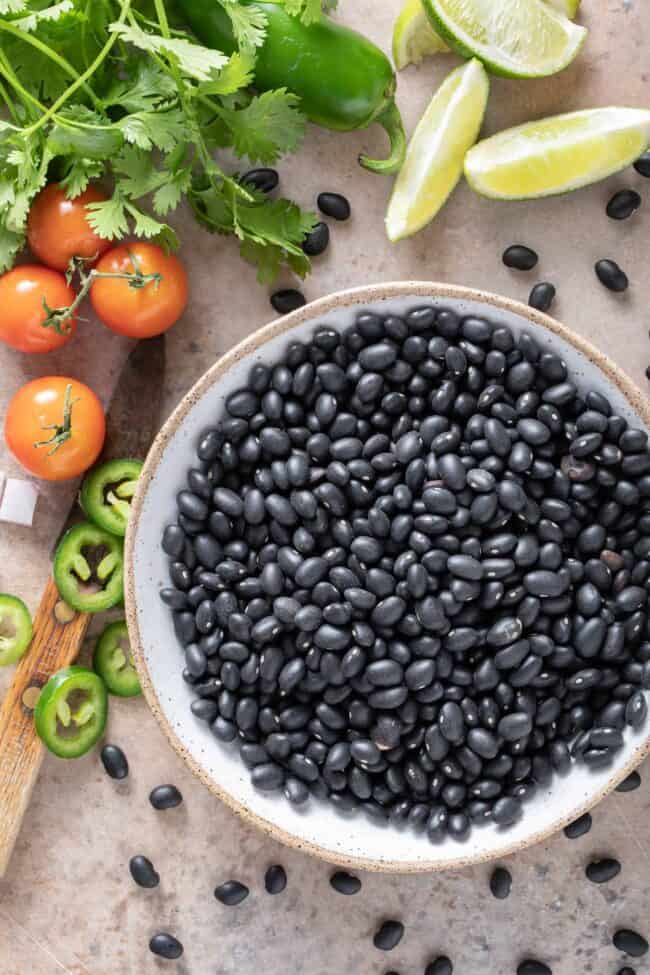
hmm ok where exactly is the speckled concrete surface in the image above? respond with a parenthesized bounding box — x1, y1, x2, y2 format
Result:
(1, 2, 650, 973)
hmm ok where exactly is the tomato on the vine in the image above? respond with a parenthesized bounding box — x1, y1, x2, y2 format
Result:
(5, 377, 105, 481)
(27, 184, 111, 272)
(0, 265, 76, 353)
(90, 242, 188, 339)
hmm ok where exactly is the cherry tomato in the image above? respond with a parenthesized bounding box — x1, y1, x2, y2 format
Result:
(0, 265, 77, 353)
(5, 377, 105, 481)
(90, 242, 188, 339)
(27, 184, 111, 272)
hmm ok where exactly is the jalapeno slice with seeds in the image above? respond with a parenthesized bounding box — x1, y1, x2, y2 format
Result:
(53, 521, 124, 613)
(0, 594, 33, 666)
(93, 619, 141, 697)
(80, 459, 143, 537)
(34, 666, 108, 758)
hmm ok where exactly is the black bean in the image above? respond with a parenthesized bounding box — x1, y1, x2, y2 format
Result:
(214, 880, 249, 906)
(529, 283, 556, 313)
(625, 691, 647, 729)
(517, 961, 551, 975)
(613, 930, 648, 957)
(489, 866, 512, 899)
(149, 784, 183, 810)
(564, 813, 592, 839)
(129, 855, 160, 889)
(149, 933, 183, 960)
(607, 189, 641, 220)
(503, 245, 538, 271)
(330, 870, 361, 895)
(317, 192, 350, 220)
(373, 920, 404, 951)
(100, 744, 128, 780)
(302, 221, 330, 256)
(242, 167, 278, 193)
(271, 289, 306, 314)
(265, 864, 287, 894)
(595, 259, 629, 293)
(616, 770, 641, 792)
(426, 956, 453, 975)
(586, 857, 621, 883)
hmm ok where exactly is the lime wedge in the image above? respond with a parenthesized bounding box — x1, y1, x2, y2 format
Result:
(393, 0, 449, 70)
(545, 0, 580, 17)
(465, 107, 650, 200)
(421, 0, 587, 78)
(386, 59, 489, 242)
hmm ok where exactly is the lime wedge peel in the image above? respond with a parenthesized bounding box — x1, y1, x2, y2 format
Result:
(386, 58, 490, 242)
(465, 107, 650, 200)
(545, 0, 581, 17)
(393, 0, 449, 71)
(421, 0, 588, 79)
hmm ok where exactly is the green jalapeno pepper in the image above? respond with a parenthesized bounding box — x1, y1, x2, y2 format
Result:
(0, 594, 32, 666)
(35, 665, 108, 758)
(80, 459, 143, 538)
(177, 0, 406, 174)
(93, 620, 141, 697)
(53, 522, 124, 613)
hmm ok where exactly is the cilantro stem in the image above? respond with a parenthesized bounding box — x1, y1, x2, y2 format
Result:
(0, 47, 45, 118)
(23, 0, 132, 138)
(0, 22, 102, 109)
(0, 75, 18, 124)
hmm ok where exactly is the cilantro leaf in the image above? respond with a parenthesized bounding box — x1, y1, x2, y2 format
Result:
(0, 0, 25, 12)
(117, 107, 187, 152)
(112, 145, 162, 198)
(220, 89, 306, 164)
(219, 0, 267, 49)
(14, 1, 74, 32)
(198, 52, 255, 97)
(278, 0, 337, 24)
(152, 168, 192, 216)
(60, 157, 104, 197)
(109, 22, 228, 81)
(47, 105, 123, 159)
(0, 222, 24, 272)
(101, 61, 176, 113)
(85, 192, 130, 239)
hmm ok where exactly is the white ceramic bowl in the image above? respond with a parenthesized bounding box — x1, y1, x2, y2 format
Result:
(125, 283, 650, 873)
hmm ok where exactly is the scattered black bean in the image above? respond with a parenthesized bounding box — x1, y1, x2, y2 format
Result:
(606, 189, 641, 221)
(528, 283, 556, 313)
(264, 864, 287, 894)
(373, 920, 404, 951)
(490, 866, 512, 899)
(585, 857, 621, 884)
(564, 813, 592, 839)
(271, 289, 306, 315)
(129, 855, 160, 889)
(317, 192, 350, 221)
(616, 771, 641, 793)
(330, 870, 361, 895)
(426, 956, 453, 975)
(595, 260, 629, 293)
(100, 744, 128, 780)
(503, 245, 538, 271)
(149, 784, 183, 810)
(613, 929, 648, 958)
(618, 968, 636, 975)
(214, 880, 250, 906)
(149, 932, 183, 960)
(517, 961, 551, 975)
(634, 151, 650, 177)
(241, 168, 279, 193)
(302, 221, 330, 256)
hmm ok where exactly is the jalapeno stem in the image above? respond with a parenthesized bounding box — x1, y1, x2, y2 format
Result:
(358, 99, 407, 176)
(42, 251, 163, 334)
(33, 382, 80, 455)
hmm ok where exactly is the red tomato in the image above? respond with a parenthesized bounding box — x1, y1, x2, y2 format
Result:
(27, 184, 111, 272)
(0, 265, 77, 353)
(90, 242, 188, 338)
(5, 377, 105, 481)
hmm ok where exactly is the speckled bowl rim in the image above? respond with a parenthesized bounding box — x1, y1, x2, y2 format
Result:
(125, 281, 650, 873)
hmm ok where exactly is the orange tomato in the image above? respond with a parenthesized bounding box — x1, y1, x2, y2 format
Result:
(27, 184, 111, 272)
(0, 265, 76, 353)
(90, 242, 188, 339)
(5, 377, 105, 481)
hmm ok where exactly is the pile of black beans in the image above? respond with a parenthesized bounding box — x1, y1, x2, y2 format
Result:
(161, 303, 650, 841)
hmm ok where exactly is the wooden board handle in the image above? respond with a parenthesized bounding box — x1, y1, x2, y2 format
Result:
(0, 577, 90, 876)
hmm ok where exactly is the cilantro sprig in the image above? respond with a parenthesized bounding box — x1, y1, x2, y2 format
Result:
(0, 0, 334, 281)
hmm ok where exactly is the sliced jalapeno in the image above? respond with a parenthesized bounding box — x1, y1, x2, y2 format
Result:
(80, 459, 143, 537)
(0, 593, 33, 666)
(53, 521, 124, 613)
(34, 666, 108, 758)
(93, 620, 141, 697)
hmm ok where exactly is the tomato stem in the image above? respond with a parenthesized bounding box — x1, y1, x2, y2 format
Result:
(33, 383, 80, 455)
(42, 253, 162, 334)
